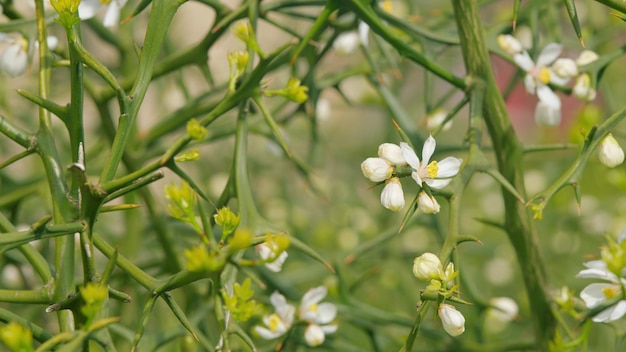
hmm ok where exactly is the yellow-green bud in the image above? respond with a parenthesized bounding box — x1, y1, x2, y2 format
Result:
(184, 245, 226, 272)
(0, 322, 33, 352)
(222, 278, 260, 322)
(164, 182, 196, 221)
(175, 149, 201, 162)
(50, 0, 81, 28)
(284, 78, 309, 103)
(187, 119, 207, 141)
(79, 283, 108, 326)
(228, 51, 249, 75)
(214, 207, 241, 240)
(228, 228, 253, 251)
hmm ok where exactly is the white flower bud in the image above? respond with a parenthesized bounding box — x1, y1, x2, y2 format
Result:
(572, 73, 596, 102)
(576, 50, 599, 67)
(552, 58, 578, 79)
(598, 133, 624, 168)
(497, 34, 523, 55)
(0, 37, 28, 77)
(488, 297, 518, 323)
(380, 177, 404, 211)
(438, 304, 465, 337)
(426, 109, 452, 132)
(378, 143, 405, 165)
(333, 31, 360, 55)
(534, 100, 561, 126)
(418, 191, 440, 214)
(361, 157, 392, 182)
(413, 252, 442, 281)
(304, 324, 325, 346)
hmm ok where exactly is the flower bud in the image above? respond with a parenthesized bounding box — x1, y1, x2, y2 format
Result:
(576, 50, 599, 67)
(380, 177, 404, 211)
(333, 31, 360, 55)
(187, 118, 207, 141)
(304, 324, 325, 346)
(485, 297, 518, 333)
(572, 73, 596, 102)
(438, 304, 465, 336)
(426, 109, 452, 132)
(214, 207, 241, 239)
(378, 143, 405, 165)
(361, 157, 392, 182)
(418, 191, 440, 214)
(0, 37, 28, 78)
(0, 321, 33, 352)
(497, 34, 523, 55)
(413, 252, 442, 281)
(598, 133, 624, 168)
(551, 58, 578, 79)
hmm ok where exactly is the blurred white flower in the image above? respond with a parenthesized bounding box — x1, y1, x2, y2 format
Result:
(79, 0, 127, 27)
(380, 177, 404, 211)
(598, 134, 624, 168)
(438, 304, 465, 336)
(299, 286, 338, 346)
(572, 73, 596, 102)
(315, 98, 331, 121)
(361, 157, 393, 182)
(577, 260, 626, 322)
(417, 191, 440, 214)
(485, 297, 518, 333)
(333, 31, 360, 55)
(497, 34, 523, 55)
(426, 109, 452, 132)
(256, 243, 288, 272)
(552, 58, 578, 79)
(514, 44, 567, 126)
(254, 291, 295, 339)
(576, 50, 599, 67)
(0, 34, 28, 77)
(400, 135, 463, 189)
(413, 252, 442, 281)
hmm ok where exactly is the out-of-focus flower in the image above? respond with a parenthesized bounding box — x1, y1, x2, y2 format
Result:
(417, 191, 440, 214)
(0, 34, 28, 77)
(572, 73, 596, 102)
(426, 109, 452, 132)
(484, 297, 518, 333)
(400, 135, 463, 189)
(299, 286, 338, 346)
(497, 34, 523, 55)
(256, 240, 288, 272)
(438, 304, 465, 336)
(598, 134, 624, 168)
(255, 291, 295, 339)
(514, 43, 567, 126)
(380, 177, 405, 211)
(577, 260, 626, 322)
(78, 0, 127, 27)
(413, 252, 442, 281)
(576, 50, 599, 67)
(551, 58, 578, 79)
(333, 31, 360, 55)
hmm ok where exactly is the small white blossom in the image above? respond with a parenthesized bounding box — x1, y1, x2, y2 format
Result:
(497, 34, 523, 55)
(400, 136, 463, 189)
(255, 291, 295, 339)
(514, 44, 567, 126)
(378, 143, 406, 165)
(438, 304, 465, 336)
(413, 253, 442, 281)
(380, 177, 404, 211)
(256, 243, 288, 272)
(361, 157, 392, 182)
(299, 286, 337, 346)
(426, 109, 452, 132)
(572, 73, 596, 102)
(576, 50, 600, 67)
(358, 22, 370, 47)
(0, 34, 28, 77)
(577, 260, 626, 322)
(79, 0, 127, 27)
(552, 58, 578, 79)
(333, 31, 360, 55)
(417, 191, 440, 214)
(598, 134, 624, 168)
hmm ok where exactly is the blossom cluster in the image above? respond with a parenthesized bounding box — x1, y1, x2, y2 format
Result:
(255, 286, 337, 347)
(360, 135, 462, 213)
(498, 34, 600, 126)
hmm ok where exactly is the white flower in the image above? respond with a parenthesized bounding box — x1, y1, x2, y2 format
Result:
(598, 134, 624, 168)
(514, 44, 567, 126)
(256, 243, 288, 272)
(577, 260, 626, 322)
(255, 291, 295, 339)
(299, 286, 337, 346)
(438, 304, 465, 336)
(400, 136, 463, 189)
(413, 252, 442, 281)
(552, 58, 578, 79)
(534, 100, 561, 126)
(79, 0, 127, 27)
(497, 34, 523, 55)
(576, 50, 600, 67)
(380, 177, 404, 211)
(572, 73, 596, 102)
(417, 191, 440, 214)
(0, 34, 29, 77)
(426, 109, 452, 132)
(361, 157, 393, 182)
(378, 143, 406, 165)
(358, 22, 370, 47)
(333, 31, 360, 55)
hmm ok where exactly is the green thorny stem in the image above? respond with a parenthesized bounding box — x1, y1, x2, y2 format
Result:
(451, 0, 555, 350)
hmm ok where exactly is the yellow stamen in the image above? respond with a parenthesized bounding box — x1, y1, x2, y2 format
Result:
(602, 286, 620, 299)
(309, 303, 318, 312)
(538, 67, 551, 84)
(426, 161, 439, 179)
(268, 314, 281, 332)
(100, 0, 112, 4)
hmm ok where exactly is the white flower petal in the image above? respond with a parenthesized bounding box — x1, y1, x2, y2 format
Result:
(425, 177, 453, 189)
(304, 324, 325, 346)
(592, 300, 626, 323)
(254, 325, 283, 339)
(536, 43, 562, 67)
(536, 85, 560, 108)
(102, 1, 122, 27)
(577, 268, 619, 282)
(0, 43, 28, 77)
(400, 142, 420, 170)
(314, 302, 337, 324)
(301, 287, 327, 310)
(436, 157, 463, 178)
(523, 74, 536, 94)
(534, 100, 561, 126)
(421, 135, 436, 166)
(358, 22, 370, 47)
(513, 51, 534, 72)
(583, 260, 608, 270)
(580, 283, 614, 308)
(411, 171, 424, 187)
(321, 324, 338, 334)
(333, 31, 360, 55)
(78, 0, 103, 20)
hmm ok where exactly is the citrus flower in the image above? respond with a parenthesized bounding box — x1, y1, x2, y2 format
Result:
(417, 191, 440, 214)
(0, 34, 28, 77)
(400, 135, 462, 189)
(254, 291, 295, 339)
(380, 177, 405, 211)
(413, 252, 442, 281)
(438, 304, 465, 336)
(598, 134, 624, 168)
(256, 243, 288, 272)
(299, 286, 337, 346)
(514, 43, 568, 126)
(78, 0, 127, 27)
(577, 260, 626, 322)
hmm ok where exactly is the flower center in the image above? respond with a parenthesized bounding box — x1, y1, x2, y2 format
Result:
(100, 0, 112, 4)
(602, 286, 620, 299)
(268, 314, 282, 332)
(537, 66, 551, 84)
(309, 303, 318, 312)
(426, 161, 439, 179)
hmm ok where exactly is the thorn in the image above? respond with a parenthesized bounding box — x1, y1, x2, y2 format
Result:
(344, 254, 356, 265)
(392, 119, 401, 131)
(324, 262, 336, 273)
(120, 15, 133, 25)
(512, 19, 517, 31)
(579, 37, 585, 48)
